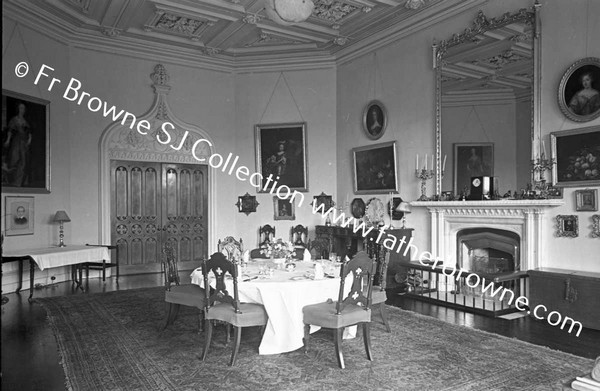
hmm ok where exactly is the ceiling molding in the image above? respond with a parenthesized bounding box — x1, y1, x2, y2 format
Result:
(3, 0, 491, 73)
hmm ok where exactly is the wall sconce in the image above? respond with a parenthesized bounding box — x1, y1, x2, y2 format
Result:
(53, 210, 71, 247)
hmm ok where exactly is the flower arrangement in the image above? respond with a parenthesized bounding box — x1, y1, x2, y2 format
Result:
(260, 239, 295, 260)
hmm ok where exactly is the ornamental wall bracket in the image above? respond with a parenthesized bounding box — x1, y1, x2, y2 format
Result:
(236, 193, 259, 215)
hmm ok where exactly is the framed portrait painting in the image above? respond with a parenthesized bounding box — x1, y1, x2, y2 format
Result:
(273, 196, 295, 220)
(255, 123, 307, 193)
(551, 126, 600, 187)
(2, 90, 50, 193)
(575, 189, 597, 211)
(558, 57, 600, 123)
(312, 192, 334, 211)
(453, 143, 494, 194)
(4, 196, 34, 236)
(362, 100, 387, 140)
(556, 214, 578, 238)
(352, 141, 398, 194)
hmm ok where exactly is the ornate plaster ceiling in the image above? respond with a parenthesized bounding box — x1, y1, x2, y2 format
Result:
(4, 0, 470, 71)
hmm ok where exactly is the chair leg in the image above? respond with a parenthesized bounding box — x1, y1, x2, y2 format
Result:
(363, 322, 373, 361)
(303, 324, 310, 353)
(201, 319, 213, 361)
(225, 323, 231, 346)
(229, 326, 242, 366)
(197, 311, 204, 333)
(379, 303, 391, 333)
(163, 303, 178, 330)
(334, 328, 345, 369)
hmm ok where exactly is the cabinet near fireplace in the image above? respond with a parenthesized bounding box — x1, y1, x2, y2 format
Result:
(529, 268, 600, 331)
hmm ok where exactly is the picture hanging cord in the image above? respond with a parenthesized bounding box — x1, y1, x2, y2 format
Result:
(456, 106, 492, 143)
(585, 0, 590, 55)
(258, 72, 305, 124)
(3, 23, 44, 97)
(366, 52, 386, 102)
(374, 52, 386, 100)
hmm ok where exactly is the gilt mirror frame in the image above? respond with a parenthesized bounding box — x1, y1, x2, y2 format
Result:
(432, 3, 541, 196)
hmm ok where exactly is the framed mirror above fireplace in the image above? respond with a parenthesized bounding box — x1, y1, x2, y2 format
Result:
(432, 3, 541, 196)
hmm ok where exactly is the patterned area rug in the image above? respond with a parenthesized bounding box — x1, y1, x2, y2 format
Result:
(38, 287, 592, 391)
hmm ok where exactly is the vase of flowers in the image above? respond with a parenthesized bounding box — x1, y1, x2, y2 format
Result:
(260, 239, 295, 267)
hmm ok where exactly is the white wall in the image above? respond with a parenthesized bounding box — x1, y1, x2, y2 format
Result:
(233, 68, 337, 248)
(537, 0, 600, 272)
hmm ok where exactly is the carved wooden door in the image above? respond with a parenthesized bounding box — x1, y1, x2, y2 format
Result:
(110, 160, 208, 274)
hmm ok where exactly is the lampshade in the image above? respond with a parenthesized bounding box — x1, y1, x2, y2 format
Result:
(396, 202, 411, 214)
(53, 210, 71, 223)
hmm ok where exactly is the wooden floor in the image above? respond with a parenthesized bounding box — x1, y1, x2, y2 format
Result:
(1, 274, 599, 391)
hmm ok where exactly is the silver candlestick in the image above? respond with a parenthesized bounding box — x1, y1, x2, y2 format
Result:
(415, 168, 435, 201)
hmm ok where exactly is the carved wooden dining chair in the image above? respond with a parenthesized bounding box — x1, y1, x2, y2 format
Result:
(291, 225, 309, 247)
(161, 242, 206, 331)
(259, 224, 276, 246)
(218, 236, 243, 262)
(201, 252, 268, 366)
(302, 251, 377, 369)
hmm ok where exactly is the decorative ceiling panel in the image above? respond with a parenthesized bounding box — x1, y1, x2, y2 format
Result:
(311, 0, 360, 23)
(144, 9, 217, 41)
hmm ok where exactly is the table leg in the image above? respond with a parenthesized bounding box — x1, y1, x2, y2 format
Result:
(28, 259, 35, 302)
(16, 259, 24, 293)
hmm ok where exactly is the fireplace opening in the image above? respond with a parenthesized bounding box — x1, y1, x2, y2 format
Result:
(457, 228, 520, 276)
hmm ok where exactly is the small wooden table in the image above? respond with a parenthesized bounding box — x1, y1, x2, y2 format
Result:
(2, 245, 111, 301)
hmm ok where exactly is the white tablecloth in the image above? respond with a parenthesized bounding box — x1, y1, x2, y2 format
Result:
(3, 245, 110, 271)
(191, 260, 354, 355)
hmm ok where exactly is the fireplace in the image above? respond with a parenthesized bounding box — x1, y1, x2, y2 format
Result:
(402, 200, 564, 316)
(413, 199, 564, 272)
(457, 228, 520, 276)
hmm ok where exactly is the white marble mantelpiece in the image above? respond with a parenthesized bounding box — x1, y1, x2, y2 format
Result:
(411, 199, 564, 271)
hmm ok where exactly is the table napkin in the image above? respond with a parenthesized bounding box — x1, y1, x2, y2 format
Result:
(303, 248, 311, 262)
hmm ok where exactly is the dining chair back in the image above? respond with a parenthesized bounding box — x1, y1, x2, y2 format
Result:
(218, 236, 243, 263)
(201, 252, 268, 366)
(161, 242, 205, 331)
(302, 251, 377, 368)
(259, 224, 276, 246)
(308, 237, 329, 260)
(291, 225, 309, 247)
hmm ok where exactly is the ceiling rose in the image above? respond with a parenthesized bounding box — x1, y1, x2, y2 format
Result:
(264, 0, 315, 25)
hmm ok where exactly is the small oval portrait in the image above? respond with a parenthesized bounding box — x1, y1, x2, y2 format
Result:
(558, 57, 600, 122)
(362, 100, 387, 140)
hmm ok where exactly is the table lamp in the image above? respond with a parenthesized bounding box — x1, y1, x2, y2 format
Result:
(53, 210, 71, 247)
(396, 202, 411, 229)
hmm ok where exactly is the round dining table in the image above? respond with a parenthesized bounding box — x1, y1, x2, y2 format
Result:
(190, 260, 355, 355)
